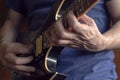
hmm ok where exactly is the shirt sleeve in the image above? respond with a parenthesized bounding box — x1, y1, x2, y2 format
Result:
(6, 0, 27, 15)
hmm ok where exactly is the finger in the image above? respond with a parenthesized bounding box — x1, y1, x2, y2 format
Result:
(53, 19, 65, 35)
(46, 29, 59, 44)
(8, 43, 33, 54)
(56, 39, 84, 49)
(14, 65, 35, 72)
(55, 30, 77, 39)
(46, 20, 77, 42)
(45, 19, 65, 42)
(70, 44, 84, 49)
(47, 31, 78, 46)
(56, 39, 74, 46)
(66, 11, 82, 33)
(8, 64, 35, 72)
(6, 53, 33, 65)
(78, 14, 94, 26)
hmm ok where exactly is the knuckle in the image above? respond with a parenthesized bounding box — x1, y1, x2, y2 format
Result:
(53, 40, 59, 45)
(14, 59, 20, 64)
(8, 43, 14, 48)
(56, 19, 61, 24)
(7, 44, 16, 52)
(4, 54, 9, 60)
(73, 23, 79, 30)
(60, 32, 66, 38)
(12, 47, 18, 52)
(6, 46, 11, 52)
(89, 17, 94, 22)
(24, 48, 30, 53)
(14, 65, 18, 69)
(66, 13, 70, 19)
(53, 22, 58, 28)
(57, 40, 62, 45)
(66, 11, 73, 18)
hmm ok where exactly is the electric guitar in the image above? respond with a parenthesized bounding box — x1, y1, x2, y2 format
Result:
(19, 0, 98, 80)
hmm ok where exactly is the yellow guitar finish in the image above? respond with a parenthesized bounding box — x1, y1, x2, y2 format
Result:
(36, 35, 43, 56)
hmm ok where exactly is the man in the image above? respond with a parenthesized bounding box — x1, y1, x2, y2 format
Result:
(0, 0, 119, 80)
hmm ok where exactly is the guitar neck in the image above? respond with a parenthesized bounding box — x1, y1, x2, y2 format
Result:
(62, 0, 98, 18)
(35, 0, 98, 36)
(40, 0, 99, 49)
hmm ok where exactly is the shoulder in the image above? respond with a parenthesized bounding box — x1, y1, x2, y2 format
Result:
(6, 0, 27, 15)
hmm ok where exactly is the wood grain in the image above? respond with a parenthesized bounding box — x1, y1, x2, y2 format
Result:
(0, 0, 12, 80)
(114, 49, 120, 80)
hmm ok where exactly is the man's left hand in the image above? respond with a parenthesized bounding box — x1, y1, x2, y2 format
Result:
(45, 11, 108, 52)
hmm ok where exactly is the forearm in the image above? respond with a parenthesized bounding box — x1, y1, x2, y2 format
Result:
(0, 9, 25, 44)
(103, 20, 120, 50)
(103, 0, 120, 50)
(0, 21, 17, 44)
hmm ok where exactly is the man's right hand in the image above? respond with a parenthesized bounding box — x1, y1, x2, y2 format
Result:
(0, 42, 35, 76)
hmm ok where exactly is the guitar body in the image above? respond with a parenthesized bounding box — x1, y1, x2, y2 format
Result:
(18, 0, 98, 80)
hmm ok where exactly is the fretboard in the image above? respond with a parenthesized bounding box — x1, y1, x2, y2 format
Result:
(63, 0, 98, 18)
(35, 0, 99, 39)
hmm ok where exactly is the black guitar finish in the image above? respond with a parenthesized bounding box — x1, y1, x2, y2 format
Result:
(18, 0, 98, 80)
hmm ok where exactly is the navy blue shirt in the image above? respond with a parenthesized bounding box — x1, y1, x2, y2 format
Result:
(6, 0, 117, 80)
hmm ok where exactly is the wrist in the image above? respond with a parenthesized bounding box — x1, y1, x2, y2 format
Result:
(102, 34, 113, 50)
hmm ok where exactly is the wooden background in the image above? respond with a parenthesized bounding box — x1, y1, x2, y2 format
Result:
(114, 50, 120, 80)
(0, 0, 120, 80)
(0, 0, 12, 80)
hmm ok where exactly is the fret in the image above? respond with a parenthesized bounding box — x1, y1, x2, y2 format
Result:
(80, 0, 84, 15)
(74, 1, 80, 17)
(80, 0, 83, 16)
(83, 0, 86, 12)
(87, 0, 90, 8)
(77, 0, 82, 17)
(63, 0, 98, 18)
(54, 0, 98, 29)
(79, 0, 82, 14)
(88, 0, 92, 7)
(85, 0, 89, 12)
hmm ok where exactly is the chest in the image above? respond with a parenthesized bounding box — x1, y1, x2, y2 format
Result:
(25, 0, 55, 13)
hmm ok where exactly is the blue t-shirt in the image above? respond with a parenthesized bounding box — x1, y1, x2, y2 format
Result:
(6, 0, 117, 80)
